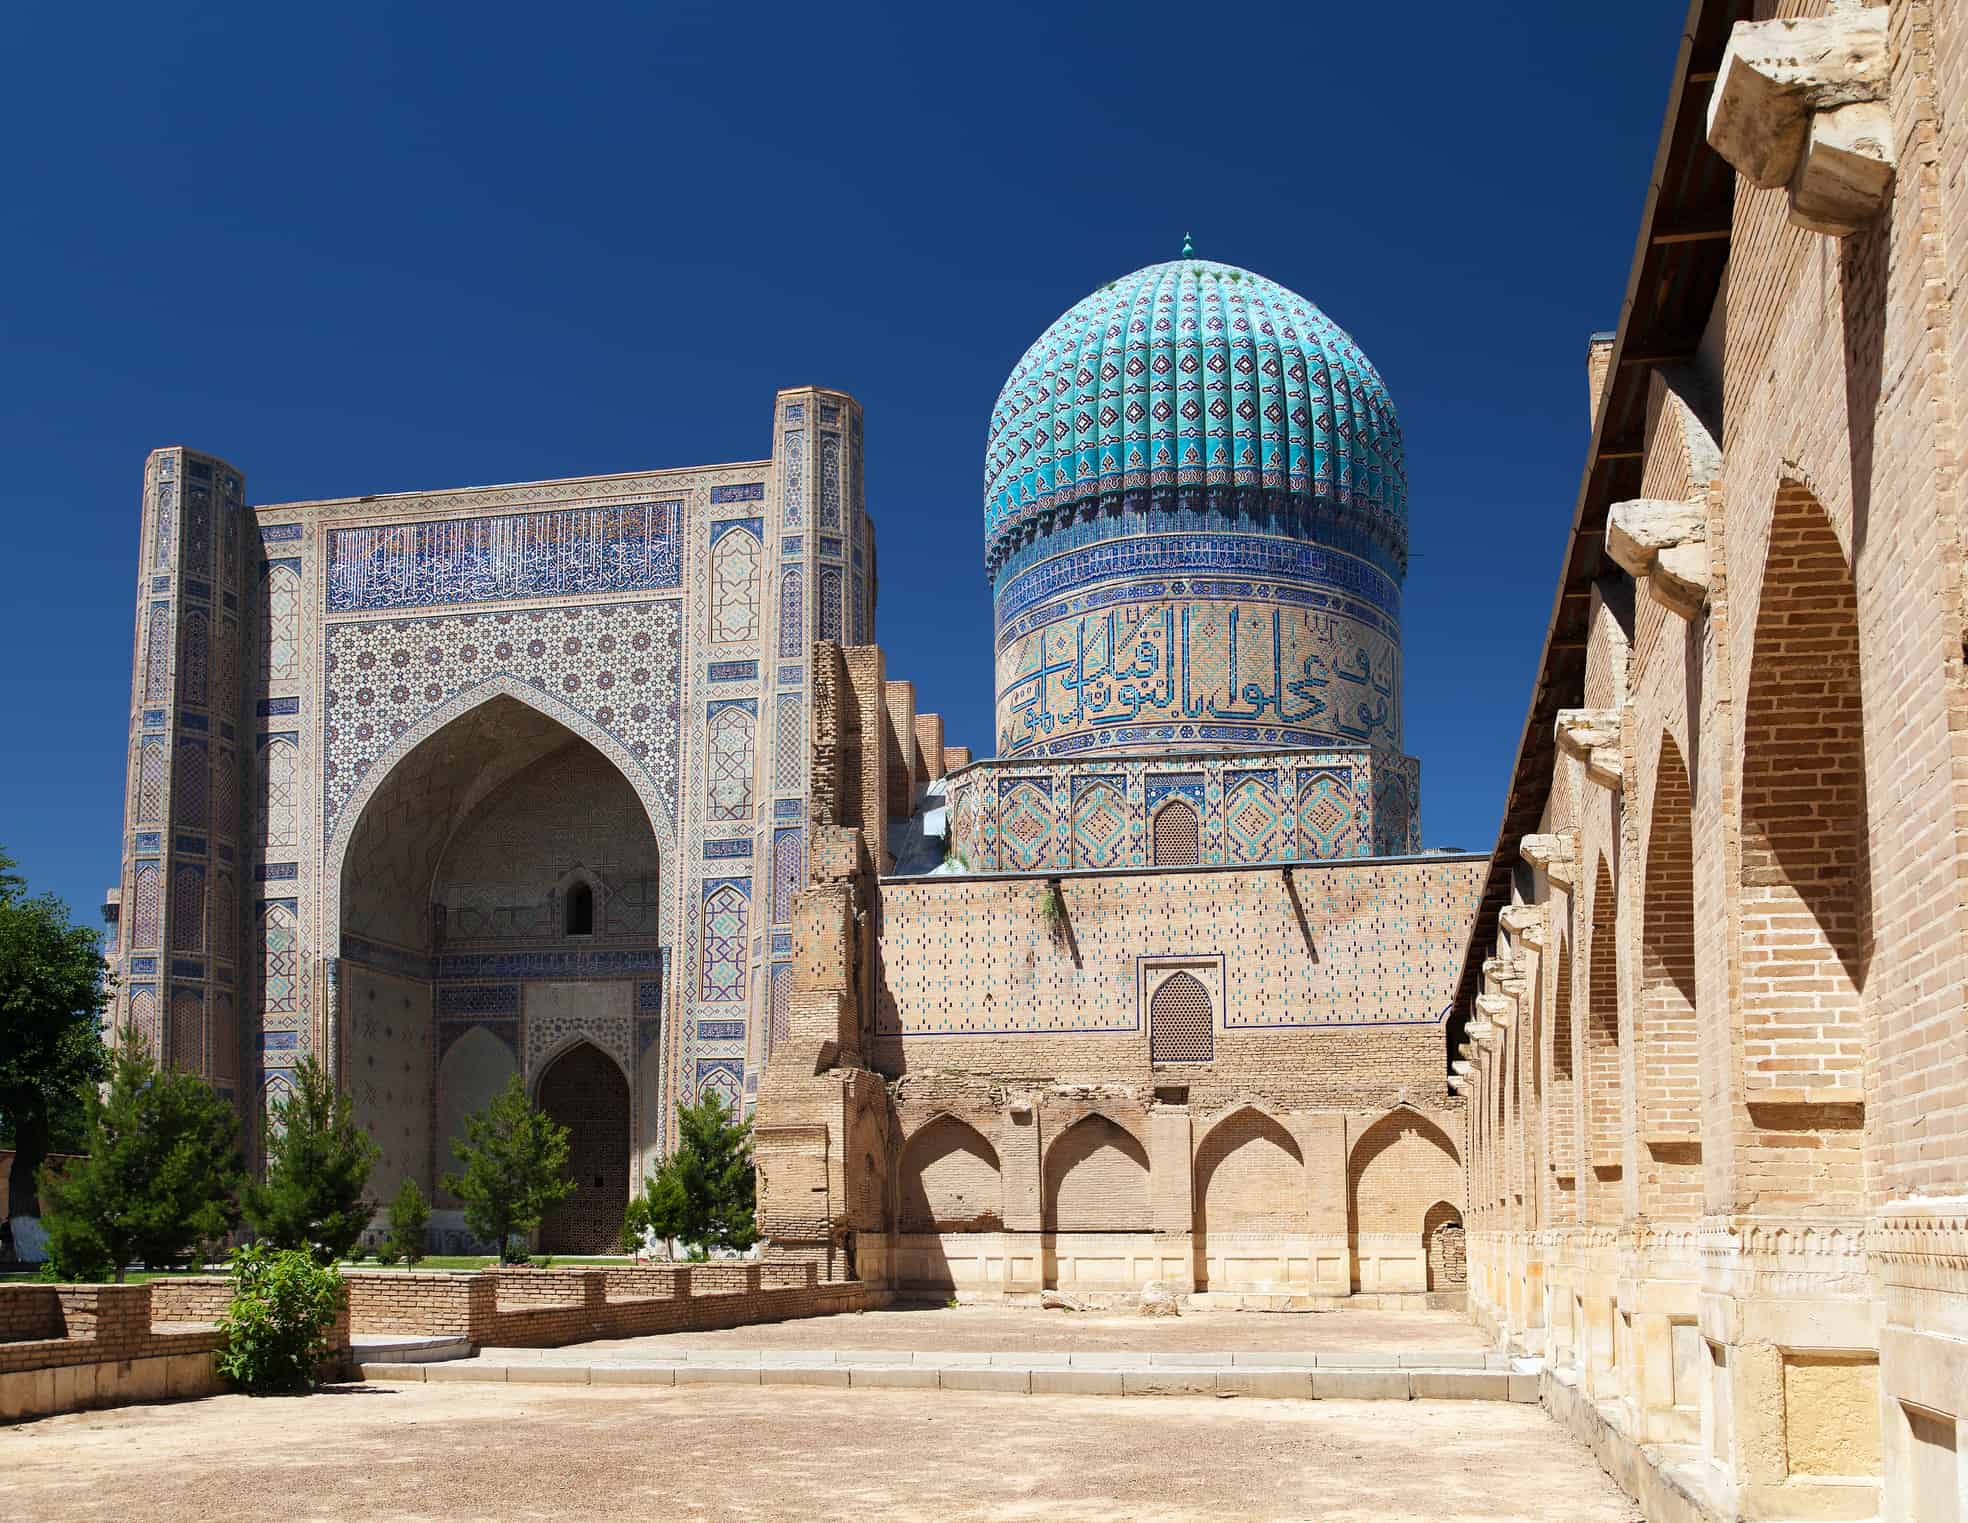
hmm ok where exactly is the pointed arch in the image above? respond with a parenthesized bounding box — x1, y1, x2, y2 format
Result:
(1640, 731, 1701, 1215)
(1347, 1107, 1460, 1293)
(533, 1040, 632, 1254)
(1194, 1105, 1307, 1236)
(1043, 1112, 1150, 1233)
(1548, 936, 1578, 1215)
(1740, 480, 1869, 1098)
(899, 1114, 1002, 1232)
(322, 674, 677, 946)
(1422, 1201, 1465, 1290)
(1584, 856, 1623, 1222)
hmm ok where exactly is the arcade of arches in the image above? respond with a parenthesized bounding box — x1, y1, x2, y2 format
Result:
(1460, 9, 1968, 1520)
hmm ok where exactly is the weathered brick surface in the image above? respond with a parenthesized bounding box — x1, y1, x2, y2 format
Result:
(341, 1264, 880, 1348)
(1466, 9, 1968, 1522)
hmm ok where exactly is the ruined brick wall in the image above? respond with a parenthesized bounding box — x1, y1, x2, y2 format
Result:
(810, 643, 848, 829)
(872, 856, 1485, 1111)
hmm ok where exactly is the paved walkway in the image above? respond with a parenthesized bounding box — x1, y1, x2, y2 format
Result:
(0, 1382, 1642, 1521)
(360, 1305, 1526, 1401)
(540, 1302, 1490, 1355)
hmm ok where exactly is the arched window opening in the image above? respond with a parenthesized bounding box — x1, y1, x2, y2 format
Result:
(566, 880, 594, 937)
(1149, 970, 1214, 1064)
(1151, 798, 1199, 867)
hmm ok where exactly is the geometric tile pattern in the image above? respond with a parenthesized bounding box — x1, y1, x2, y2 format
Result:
(321, 598, 683, 833)
(1224, 770, 1281, 863)
(699, 881, 749, 1003)
(1071, 777, 1127, 868)
(943, 748, 1415, 872)
(709, 524, 762, 644)
(706, 701, 756, 822)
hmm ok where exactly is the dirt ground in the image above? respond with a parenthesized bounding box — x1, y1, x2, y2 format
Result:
(553, 1303, 1489, 1357)
(0, 1382, 1640, 1523)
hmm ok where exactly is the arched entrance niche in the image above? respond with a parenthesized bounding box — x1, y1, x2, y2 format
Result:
(1041, 1112, 1151, 1292)
(1347, 1108, 1460, 1293)
(1423, 1202, 1465, 1290)
(536, 1041, 632, 1254)
(332, 691, 664, 1240)
(1193, 1106, 1309, 1292)
(894, 1113, 1003, 1295)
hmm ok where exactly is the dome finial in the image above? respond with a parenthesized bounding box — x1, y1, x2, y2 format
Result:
(1181, 231, 1194, 257)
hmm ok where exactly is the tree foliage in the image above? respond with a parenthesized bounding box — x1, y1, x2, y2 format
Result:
(627, 1090, 757, 1256)
(216, 1242, 345, 1394)
(0, 847, 111, 1224)
(39, 1047, 243, 1281)
(439, 1074, 573, 1263)
(380, 1176, 430, 1266)
(243, 1058, 379, 1263)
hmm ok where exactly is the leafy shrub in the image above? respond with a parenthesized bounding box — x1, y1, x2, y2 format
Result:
(382, 1177, 430, 1266)
(216, 1243, 345, 1394)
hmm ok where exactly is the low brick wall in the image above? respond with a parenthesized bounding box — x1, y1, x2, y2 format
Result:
(0, 1283, 229, 1423)
(344, 1261, 888, 1348)
(0, 1276, 354, 1424)
(0, 1285, 63, 1342)
(3, 1262, 882, 1422)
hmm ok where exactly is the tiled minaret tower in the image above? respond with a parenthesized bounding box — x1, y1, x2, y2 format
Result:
(109, 447, 253, 1104)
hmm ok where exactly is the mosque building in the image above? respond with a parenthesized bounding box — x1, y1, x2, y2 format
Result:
(103, 244, 1485, 1291)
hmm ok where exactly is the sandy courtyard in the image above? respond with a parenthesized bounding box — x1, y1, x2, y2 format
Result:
(0, 1381, 1640, 1523)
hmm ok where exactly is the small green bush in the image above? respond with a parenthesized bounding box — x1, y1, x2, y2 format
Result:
(382, 1177, 430, 1266)
(216, 1243, 345, 1394)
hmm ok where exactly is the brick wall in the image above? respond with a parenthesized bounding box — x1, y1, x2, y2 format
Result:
(0, 1286, 63, 1343)
(341, 1263, 886, 1347)
(871, 857, 1485, 1110)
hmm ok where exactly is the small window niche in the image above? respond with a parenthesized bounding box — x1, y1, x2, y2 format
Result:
(564, 879, 595, 937)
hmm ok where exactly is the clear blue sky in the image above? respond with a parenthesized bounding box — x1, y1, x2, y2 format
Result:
(0, 1, 1681, 920)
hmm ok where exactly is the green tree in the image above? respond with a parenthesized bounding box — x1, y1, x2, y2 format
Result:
(0, 848, 111, 1232)
(632, 1090, 757, 1257)
(243, 1058, 379, 1263)
(439, 1074, 573, 1264)
(39, 1047, 243, 1281)
(382, 1176, 430, 1265)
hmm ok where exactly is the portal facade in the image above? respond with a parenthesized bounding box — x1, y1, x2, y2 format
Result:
(103, 390, 885, 1241)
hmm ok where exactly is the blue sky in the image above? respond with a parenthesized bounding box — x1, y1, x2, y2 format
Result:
(0, 1, 1680, 919)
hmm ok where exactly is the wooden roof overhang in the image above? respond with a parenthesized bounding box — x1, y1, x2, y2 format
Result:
(1446, 0, 1744, 1065)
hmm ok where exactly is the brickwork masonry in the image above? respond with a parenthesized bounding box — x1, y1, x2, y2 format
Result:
(0, 1265, 883, 1424)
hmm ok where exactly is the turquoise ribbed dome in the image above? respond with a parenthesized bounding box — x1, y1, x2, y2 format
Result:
(982, 256, 1406, 582)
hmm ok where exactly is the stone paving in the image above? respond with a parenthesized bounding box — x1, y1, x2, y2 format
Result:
(359, 1305, 1533, 1402)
